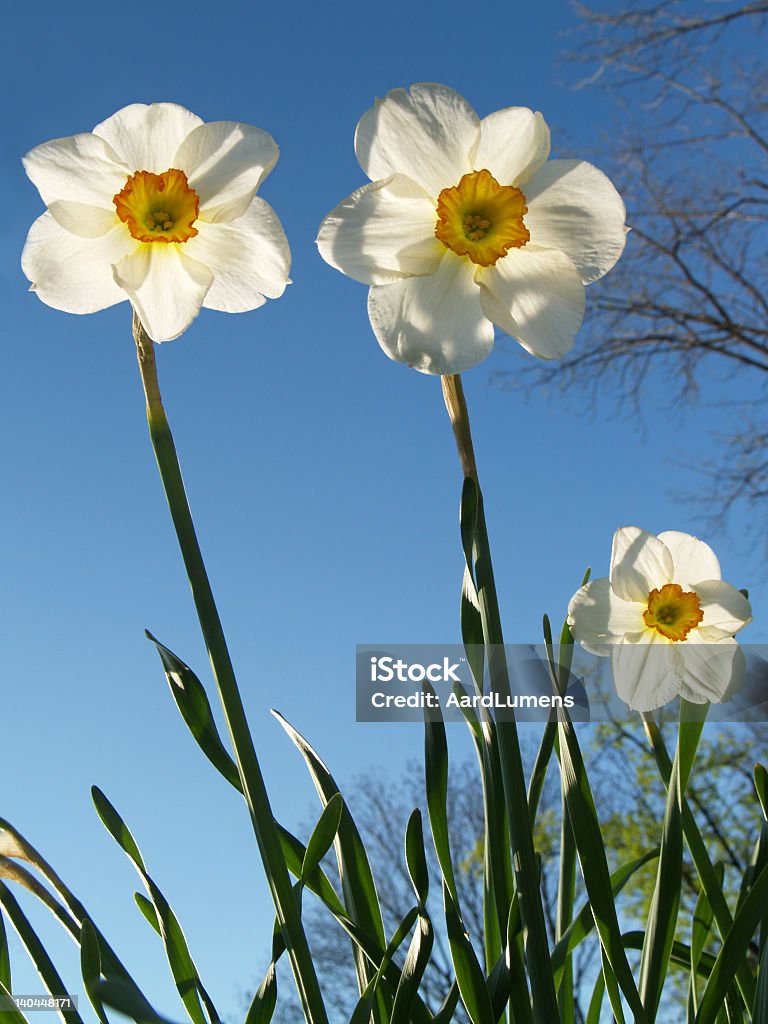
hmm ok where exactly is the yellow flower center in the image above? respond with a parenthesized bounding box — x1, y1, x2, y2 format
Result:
(113, 169, 199, 244)
(435, 169, 530, 267)
(643, 583, 704, 641)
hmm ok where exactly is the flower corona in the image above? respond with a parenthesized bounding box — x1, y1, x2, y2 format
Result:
(435, 169, 530, 266)
(113, 169, 200, 244)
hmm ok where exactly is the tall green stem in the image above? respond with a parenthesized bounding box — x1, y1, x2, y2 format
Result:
(442, 374, 560, 1024)
(133, 315, 328, 1024)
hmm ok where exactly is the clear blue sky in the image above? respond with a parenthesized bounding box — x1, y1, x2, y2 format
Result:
(2, 1, 765, 1021)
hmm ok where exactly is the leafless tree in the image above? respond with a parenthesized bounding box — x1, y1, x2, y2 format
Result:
(497, 1, 768, 542)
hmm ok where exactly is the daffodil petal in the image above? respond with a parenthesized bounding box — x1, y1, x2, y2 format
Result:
(677, 637, 745, 704)
(175, 122, 279, 222)
(475, 107, 550, 186)
(22, 212, 134, 314)
(524, 159, 627, 284)
(695, 580, 752, 637)
(478, 245, 585, 359)
(23, 133, 128, 208)
(113, 245, 213, 342)
(611, 633, 681, 712)
(657, 530, 721, 587)
(355, 83, 479, 196)
(185, 198, 290, 312)
(610, 526, 674, 603)
(567, 577, 645, 652)
(367, 253, 493, 374)
(93, 103, 204, 174)
(47, 201, 120, 238)
(316, 174, 443, 285)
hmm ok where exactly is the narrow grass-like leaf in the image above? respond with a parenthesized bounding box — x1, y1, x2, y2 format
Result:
(585, 970, 605, 1024)
(390, 914, 434, 1024)
(551, 611, 582, 1024)
(484, 950, 511, 1022)
(690, 864, 723, 1014)
(244, 963, 277, 1024)
(528, 576, 588, 824)
(752, 936, 768, 1023)
(0, 908, 10, 991)
(0, 859, 78, 937)
(444, 883, 494, 1024)
(755, 765, 768, 822)
(80, 918, 109, 1024)
(92, 788, 219, 1024)
(555, 714, 648, 1023)
(0, 820, 148, 1005)
(302, 794, 343, 880)
(432, 981, 460, 1024)
(623, 932, 716, 976)
(695, 862, 768, 1024)
(348, 907, 419, 1024)
(550, 849, 659, 983)
(146, 633, 242, 793)
(642, 720, 755, 1011)
(424, 686, 460, 906)
(277, 825, 346, 916)
(460, 473, 559, 1024)
(556, 791, 577, 1024)
(96, 978, 179, 1024)
(405, 811, 429, 909)
(272, 713, 390, 1022)
(0, 882, 84, 1024)
(0, 978, 29, 1024)
(135, 893, 161, 935)
(600, 946, 626, 1024)
(272, 714, 385, 943)
(640, 703, 705, 1021)
(505, 901, 533, 1024)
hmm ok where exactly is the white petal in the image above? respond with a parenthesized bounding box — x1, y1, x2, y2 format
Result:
(677, 638, 745, 704)
(185, 198, 290, 312)
(355, 83, 479, 195)
(478, 245, 585, 359)
(113, 245, 213, 342)
(567, 577, 646, 651)
(475, 108, 550, 186)
(611, 633, 682, 712)
(175, 121, 279, 222)
(47, 201, 119, 238)
(93, 103, 203, 173)
(22, 212, 134, 314)
(610, 527, 673, 603)
(316, 174, 443, 285)
(523, 160, 627, 284)
(23, 132, 128, 207)
(695, 580, 752, 638)
(656, 530, 721, 587)
(367, 252, 493, 374)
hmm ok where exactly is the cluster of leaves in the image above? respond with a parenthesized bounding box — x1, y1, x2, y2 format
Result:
(3, 480, 768, 1024)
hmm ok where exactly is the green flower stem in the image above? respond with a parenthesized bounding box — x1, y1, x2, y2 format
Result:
(441, 373, 560, 1024)
(133, 316, 328, 1024)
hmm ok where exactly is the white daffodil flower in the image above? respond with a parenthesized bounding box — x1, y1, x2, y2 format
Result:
(22, 103, 291, 342)
(567, 527, 752, 712)
(316, 83, 627, 374)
